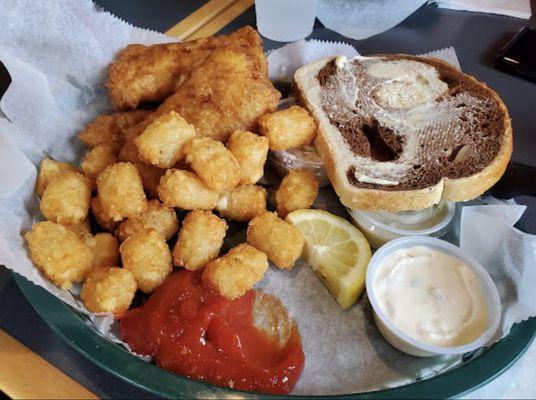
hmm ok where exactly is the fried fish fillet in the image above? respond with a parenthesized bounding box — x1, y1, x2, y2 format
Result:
(126, 46, 280, 143)
(107, 26, 267, 110)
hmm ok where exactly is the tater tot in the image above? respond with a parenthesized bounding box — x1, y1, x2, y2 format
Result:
(172, 210, 227, 271)
(135, 111, 196, 168)
(24, 221, 93, 289)
(116, 199, 178, 242)
(81, 267, 137, 314)
(90, 196, 119, 231)
(247, 211, 305, 269)
(227, 130, 269, 184)
(275, 169, 319, 217)
(120, 229, 172, 293)
(61, 218, 91, 236)
(84, 233, 120, 268)
(202, 243, 268, 300)
(134, 162, 166, 199)
(216, 185, 267, 222)
(35, 158, 80, 197)
(118, 139, 140, 163)
(258, 105, 316, 151)
(157, 169, 218, 210)
(40, 171, 91, 224)
(96, 162, 148, 222)
(185, 137, 240, 192)
(81, 143, 119, 189)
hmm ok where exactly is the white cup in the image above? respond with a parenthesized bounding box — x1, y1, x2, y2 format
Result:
(255, 0, 318, 42)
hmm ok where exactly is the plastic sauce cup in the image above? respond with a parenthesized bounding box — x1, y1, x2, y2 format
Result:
(366, 236, 502, 357)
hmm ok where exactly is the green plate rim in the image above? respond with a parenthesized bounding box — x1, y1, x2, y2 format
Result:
(14, 273, 535, 399)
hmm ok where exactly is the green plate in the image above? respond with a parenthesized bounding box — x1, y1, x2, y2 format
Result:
(14, 273, 535, 399)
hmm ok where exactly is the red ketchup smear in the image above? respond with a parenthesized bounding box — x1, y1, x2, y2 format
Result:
(120, 270, 304, 394)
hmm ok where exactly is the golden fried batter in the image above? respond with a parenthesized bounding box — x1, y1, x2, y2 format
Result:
(126, 46, 280, 142)
(172, 210, 227, 271)
(202, 243, 268, 300)
(107, 26, 268, 110)
(24, 221, 93, 289)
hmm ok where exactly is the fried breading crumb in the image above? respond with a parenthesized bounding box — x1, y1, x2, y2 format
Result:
(172, 210, 227, 271)
(247, 211, 305, 269)
(258, 106, 316, 151)
(202, 243, 268, 300)
(24, 221, 93, 289)
(275, 169, 319, 217)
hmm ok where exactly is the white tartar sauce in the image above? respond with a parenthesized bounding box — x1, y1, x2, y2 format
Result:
(373, 245, 488, 347)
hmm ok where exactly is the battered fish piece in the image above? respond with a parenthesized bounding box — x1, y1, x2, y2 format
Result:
(116, 199, 178, 242)
(35, 158, 80, 197)
(77, 110, 150, 149)
(216, 185, 267, 222)
(275, 169, 319, 217)
(202, 243, 268, 300)
(40, 171, 91, 224)
(96, 162, 148, 222)
(157, 169, 219, 210)
(258, 106, 316, 151)
(172, 210, 227, 271)
(83, 233, 120, 268)
(185, 137, 240, 192)
(126, 46, 280, 142)
(247, 212, 305, 270)
(135, 111, 196, 168)
(120, 229, 172, 293)
(81, 143, 119, 189)
(81, 267, 137, 315)
(107, 26, 268, 110)
(227, 130, 269, 184)
(25, 221, 93, 289)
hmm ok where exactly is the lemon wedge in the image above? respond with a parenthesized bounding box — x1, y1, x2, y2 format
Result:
(286, 209, 371, 309)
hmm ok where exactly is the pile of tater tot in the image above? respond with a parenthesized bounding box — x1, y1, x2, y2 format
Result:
(25, 102, 320, 316)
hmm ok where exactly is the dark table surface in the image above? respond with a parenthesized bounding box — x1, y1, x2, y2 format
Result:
(1, 1, 535, 399)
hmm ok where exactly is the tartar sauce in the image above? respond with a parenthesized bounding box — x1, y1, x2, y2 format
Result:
(373, 245, 488, 347)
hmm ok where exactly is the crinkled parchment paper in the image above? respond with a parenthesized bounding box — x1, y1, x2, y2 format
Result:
(0, 0, 534, 395)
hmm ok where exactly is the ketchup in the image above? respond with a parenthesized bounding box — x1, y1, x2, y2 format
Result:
(120, 270, 304, 394)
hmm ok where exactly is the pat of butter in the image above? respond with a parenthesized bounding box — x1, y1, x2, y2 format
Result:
(373, 245, 488, 347)
(335, 56, 348, 68)
(356, 173, 399, 186)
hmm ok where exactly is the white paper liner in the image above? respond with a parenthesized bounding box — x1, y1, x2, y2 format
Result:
(0, 0, 534, 395)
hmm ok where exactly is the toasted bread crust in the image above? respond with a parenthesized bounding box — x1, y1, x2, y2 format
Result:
(295, 56, 512, 211)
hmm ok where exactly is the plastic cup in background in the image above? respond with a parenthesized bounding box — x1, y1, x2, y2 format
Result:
(255, 0, 318, 42)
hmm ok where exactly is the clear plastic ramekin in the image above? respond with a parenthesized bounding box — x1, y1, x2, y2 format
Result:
(347, 201, 455, 249)
(365, 236, 501, 357)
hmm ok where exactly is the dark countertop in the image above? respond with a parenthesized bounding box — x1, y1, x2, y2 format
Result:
(1, 1, 535, 398)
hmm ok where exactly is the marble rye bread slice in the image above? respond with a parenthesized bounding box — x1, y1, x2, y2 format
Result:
(294, 54, 512, 211)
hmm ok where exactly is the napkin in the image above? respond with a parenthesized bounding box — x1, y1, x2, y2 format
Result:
(429, 0, 532, 19)
(317, 0, 427, 40)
